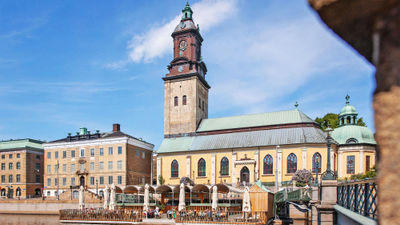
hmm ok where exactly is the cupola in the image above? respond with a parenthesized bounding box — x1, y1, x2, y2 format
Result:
(338, 95, 358, 126)
(181, 2, 193, 21)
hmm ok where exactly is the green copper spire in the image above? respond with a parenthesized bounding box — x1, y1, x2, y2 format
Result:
(294, 101, 299, 109)
(345, 94, 350, 104)
(182, 2, 193, 20)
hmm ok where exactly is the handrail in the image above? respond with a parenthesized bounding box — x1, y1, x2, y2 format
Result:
(175, 210, 268, 224)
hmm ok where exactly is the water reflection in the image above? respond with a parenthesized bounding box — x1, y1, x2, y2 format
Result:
(0, 214, 59, 225)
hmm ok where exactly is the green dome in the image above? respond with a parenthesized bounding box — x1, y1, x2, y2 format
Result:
(331, 125, 376, 145)
(339, 104, 357, 116)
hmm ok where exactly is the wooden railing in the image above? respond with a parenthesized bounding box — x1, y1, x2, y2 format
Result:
(175, 211, 268, 224)
(337, 179, 377, 220)
(59, 208, 142, 222)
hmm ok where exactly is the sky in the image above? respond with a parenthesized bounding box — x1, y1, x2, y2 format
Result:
(0, 0, 376, 148)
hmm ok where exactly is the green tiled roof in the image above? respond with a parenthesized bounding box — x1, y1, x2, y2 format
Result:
(331, 125, 376, 145)
(0, 139, 44, 151)
(196, 109, 315, 132)
(157, 136, 194, 154)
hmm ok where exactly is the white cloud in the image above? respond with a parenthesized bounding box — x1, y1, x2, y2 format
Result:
(128, 0, 238, 63)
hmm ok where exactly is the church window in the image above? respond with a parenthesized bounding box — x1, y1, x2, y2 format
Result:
(199, 98, 201, 108)
(346, 138, 358, 144)
(287, 153, 297, 174)
(202, 101, 204, 111)
(347, 155, 355, 174)
(198, 158, 206, 176)
(263, 154, 273, 174)
(174, 96, 178, 106)
(312, 153, 321, 173)
(220, 157, 229, 176)
(183, 95, 187, 105)
(366, 156, 371, 172)
(171, 160, 179, 178)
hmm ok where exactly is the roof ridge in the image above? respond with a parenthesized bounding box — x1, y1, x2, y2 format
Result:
(201, 109, 301, 121)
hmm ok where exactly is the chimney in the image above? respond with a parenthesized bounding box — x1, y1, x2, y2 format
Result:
(113, 123, 120, 132)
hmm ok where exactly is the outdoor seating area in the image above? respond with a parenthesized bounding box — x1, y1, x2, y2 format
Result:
(175, 210, 268, 224)
(59, 208, 143, 222)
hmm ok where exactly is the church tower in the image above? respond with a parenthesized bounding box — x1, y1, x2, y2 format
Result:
(163, 3, 210, 137)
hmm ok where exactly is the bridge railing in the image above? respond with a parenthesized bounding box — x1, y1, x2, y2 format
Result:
(175, 210, 268, 224)
(59, 208, 142, 222)
(337, 179, 377, 220)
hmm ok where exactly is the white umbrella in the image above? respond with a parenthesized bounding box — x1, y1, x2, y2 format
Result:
(143, 184, 150, 212)
(242, 186, 251, 212)
(79, 185, 85, 210)
(109, 184, 116, 210)
(178, 183, 186, 211)
(103, 185, 109, 209)
(212, 185, 218, 211)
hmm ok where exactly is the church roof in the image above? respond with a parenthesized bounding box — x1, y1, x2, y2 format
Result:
(0, 138, 44, 151)
(157, 126, 327, 153)
(197, 109, 316, 132)
(331, 125, 376, 145)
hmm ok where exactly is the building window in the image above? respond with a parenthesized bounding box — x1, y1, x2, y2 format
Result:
(182, 95, 187, 105)
(47, 152, 51, 159)
(1, 163, 5, 170)
(90, 162, 94, 171)
(62, 164, 66, 172)
(9, 154, 12, 159)
(17, 153, 20, 158)
(1, 155, 4, 159)
(16, 162, 21, 170)
(117, 160, 122, 170)
(47, 178, 51, 186)
(80, 149, 85, 157)
(99, 148, 104, 156)
(55, 178, 58, 186)
(263, 154, 273, 175)
(136, 150, 140, 157)
(35, 163, 41, 171)
(118, 176, 122, 185)
(174, 96, 178, 106)
(108, 161, 113, 170)
(198, 158, 206, 177)
(47, 165, 51, 173)
(71, 178, 75, 186)
(36, 155, 40, 159)
(118, 146, 122, 155)
(54, 164, 58, 172)
(1, 175, 5, 183)
(312, 153, 322, 173)
(347, 155, 355, 174)
(71, 150, 75, 158)
(71, 164, 75, 173)
(199, 98, 201, 108)
(9, 175, 12, 183)
(202, 101, 204, 111)
(62, 177, 66, 186)
(63, 151, 67, 158)
(99, 176, 104, 185)
(366, 155, 371, 172)
(287, 153, 297, 174)
(108, 147, 113, 155)
(142, 152, 145, 159)
(171, 160, 179, 178)
(221, 157, 229, 176)
(108, 176, 113, 184)
(99, 162, 104, 171)
(90, 177, 95, 185)
(36, 175, 40, 183)
(16, 174, 20, 183)
(55, 151, 59, 159)
(80, 163, 85, 171)
(9, 163, 12, 170)
(90, 149, 95, 157)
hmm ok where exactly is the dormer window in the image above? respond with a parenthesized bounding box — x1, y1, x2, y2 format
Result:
(346, 138, 358, 144)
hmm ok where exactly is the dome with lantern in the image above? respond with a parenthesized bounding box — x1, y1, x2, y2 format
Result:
(173, 2, 199, 33)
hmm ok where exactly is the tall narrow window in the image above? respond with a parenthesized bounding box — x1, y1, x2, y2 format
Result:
(182, 95, 187, 105)
(198, 158, 206, 176)
(347, 155, 355, 174)
(202, 101, 204, 111)
(263, 155, 273, 175)
(366, 156, 371, 172)
(287, 153, 297, 174)
(312, 153, 322, 173)
(199, 98, 201, 108)
(220, 157, 229, 176)
(174, 96, 178, 106)
(171, 160, 179, 178)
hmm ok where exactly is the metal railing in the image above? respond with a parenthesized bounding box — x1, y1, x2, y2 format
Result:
(59, 208, 142, 222)
(175, 211, 267, 224)
(337, 179, 377, 220)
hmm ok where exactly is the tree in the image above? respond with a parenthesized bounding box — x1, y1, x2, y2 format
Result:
(292, 169, 313, 187)
(315, 113, 339, 130)
(158, 175, 165, 185)
(356, 117, 367, 127)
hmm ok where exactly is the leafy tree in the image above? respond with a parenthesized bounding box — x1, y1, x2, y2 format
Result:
(158, 175, 165, 185)
(315, 113, 339, 130)
(356, 117, 367, 127)
(292, 169, 313, 187)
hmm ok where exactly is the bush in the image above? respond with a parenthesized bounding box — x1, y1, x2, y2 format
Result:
(180, 177, 194, 185)
(158, 175, 165, 185)
(292, 169, 313, 186)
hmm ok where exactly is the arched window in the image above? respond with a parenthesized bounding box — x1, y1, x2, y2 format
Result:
(174, 96, 178, 106)
(347, 116, 351, 124)
(220, 157, 229, 176)
(198, 158, 206, 176)
(263, 155, 273, 174)
(312, 153, 322, 173)
(182, 95, 187, 105)
(287, 153, 297, 174)
(341, 118, 344, 125)
(171, 160, 179, 178)
(346, 138, 358, 144)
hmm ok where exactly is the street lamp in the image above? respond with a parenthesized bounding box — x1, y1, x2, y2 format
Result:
(56, 160, 59, 200)
(314, 157, 320, 186)
(96, 179, 98, 196)
(322, 126, 336, 180)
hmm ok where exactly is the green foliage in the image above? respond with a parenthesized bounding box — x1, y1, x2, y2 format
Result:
(158, 175, 165, 185)
(315, 113, 339, 130)
(292, 169, 313, 185)
(356, 117, 367, 127)
(349, 166, 377, 180)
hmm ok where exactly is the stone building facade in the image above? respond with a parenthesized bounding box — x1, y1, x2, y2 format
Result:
(0, 139, 44, 198)
(43, 124, 154, 197)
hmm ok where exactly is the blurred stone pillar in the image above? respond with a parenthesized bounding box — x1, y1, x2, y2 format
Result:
(317, 180, 337, 225)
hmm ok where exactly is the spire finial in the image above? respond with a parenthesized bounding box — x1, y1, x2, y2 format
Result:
(345, 94, 350, 104)
(294, 101, 299, 109)
(182, 1, 193, 20)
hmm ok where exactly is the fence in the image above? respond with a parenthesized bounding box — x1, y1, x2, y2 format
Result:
(59, 208, 142, 222)
(175, 211, 267, 224)
(337, 179, 377, 220)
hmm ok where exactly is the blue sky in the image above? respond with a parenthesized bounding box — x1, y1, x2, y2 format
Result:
(0, 0, 375, 147)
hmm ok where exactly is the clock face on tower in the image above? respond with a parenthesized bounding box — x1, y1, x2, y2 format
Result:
(179, 40, 187, 51)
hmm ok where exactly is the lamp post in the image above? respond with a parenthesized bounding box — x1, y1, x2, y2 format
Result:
(275, 145, 280, 192)
(96, 179, 98, 196)
(56, 160, 59, 200)
(322, 126, 335, 180)
(314, 157, 320, 186)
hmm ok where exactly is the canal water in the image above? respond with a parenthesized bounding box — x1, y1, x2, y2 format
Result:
(0, 214, 60, 225)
